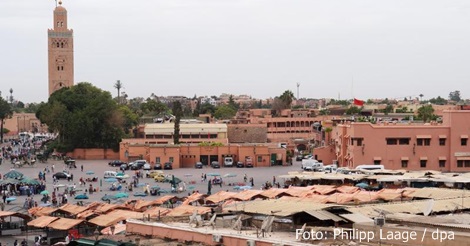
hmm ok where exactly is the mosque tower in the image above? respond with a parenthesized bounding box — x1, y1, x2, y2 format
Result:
(48, 0, 74, 96)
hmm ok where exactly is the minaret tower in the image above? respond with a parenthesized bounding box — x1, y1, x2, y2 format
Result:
(48, 0, 74, 96)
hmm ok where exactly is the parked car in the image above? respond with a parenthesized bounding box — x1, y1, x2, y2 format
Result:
(211, 161, 220, 168)
(153, 163, 162, 170)
(147, 170, 164, 178)
(245, 162, 253, 168)
(163, 162, 173, 170)
(53, 171, 71, 180)
(143, 163, 151, 170)
(120, 163, 129, 171)
(154, 173, 166, 182)
(236, 161, 245, 168)
(195, 162, 203, 169)
(129, 162, 141, 170)
(109, 160, 126, 167)
(295, 155, 303, 161)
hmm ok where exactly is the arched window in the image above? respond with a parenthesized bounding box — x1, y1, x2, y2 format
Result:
(57, 43, 59, 48)
(60, 22, 63, 27)
(57, 22, 60, 27)
(61, 43, 64, 48)
(59, 82, 63, 87)
(57, 66, 60, 71)
(61, 66, 64, 70)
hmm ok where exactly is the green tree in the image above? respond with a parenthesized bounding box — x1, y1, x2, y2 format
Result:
(214, 105, 237, 119)
(429, 96, 447, 105)
(345, 106, 361, 115)
(382, 104, 394, 115)
(417, 105, 437, 123)
(228, 95, 239, 109)
(200, 102, 216, 115)
(140, 98, 168, 116)
(118, 105, 139, 136)
(279, 90, 295, 108)
(319, 109, 330, 115)
(449, 90, 461, 102)
(172, 101, 183, 144)
(114, 80, 123, 104)
(0, 97, 13, 143)
(37, 82, 126, 152)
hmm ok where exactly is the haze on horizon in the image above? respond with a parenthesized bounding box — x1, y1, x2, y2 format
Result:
(1, 0, 470, 103)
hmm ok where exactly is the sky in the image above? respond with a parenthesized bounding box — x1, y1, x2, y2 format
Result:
(1, 0, 470, 103)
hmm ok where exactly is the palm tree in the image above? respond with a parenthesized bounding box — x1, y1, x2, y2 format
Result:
(419, 94, 424, 102)
(279, 90, 295, 109)
(114, 80, 123, 104)
(9, 88, 13, 104)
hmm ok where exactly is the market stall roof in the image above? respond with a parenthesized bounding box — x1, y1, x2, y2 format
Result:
(47, 217, 84, 230)
(57, 203, 90, 216)
(165, 205, 211, 217)
(89, 210, 143, 227)
(27, 216, 59, 228)
(0, 211, 31, 221)
(28, 207, 58, 217)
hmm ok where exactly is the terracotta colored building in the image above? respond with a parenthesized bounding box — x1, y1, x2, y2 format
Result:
(315, 110, 470, 171)
(140, 123, 228, 144)
(119, 142, 286, 168)
(48, 1, 74, 96)
(3, 113, 43, 135)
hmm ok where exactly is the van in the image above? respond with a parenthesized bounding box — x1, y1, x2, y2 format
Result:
(302, 159, 323, 171)
(355, 164, 385, 171)
(224, 157, 234, 167)
(323, 164, 338, 173)
(104, 171, 118, 179)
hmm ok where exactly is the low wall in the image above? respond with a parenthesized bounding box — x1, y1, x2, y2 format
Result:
(67, 148, 120, 160)
(126, 219, 307, 246)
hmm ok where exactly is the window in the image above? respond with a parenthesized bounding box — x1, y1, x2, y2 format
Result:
(61, 43, 64, 48)
(399, 138, 410, 145)
(356, 138, 363, 146)
(386, 138, 397, 145)
(57, 22, 60, 27)
(420, 160, 427, 168)
(257, 156, 262, 162)
(169, 157, 174, 163)
(417, 138, 431, 146)
(57, 43, 60, 48)
(466, 160, 470, 168)
(61, 66, 64, 71)
(439, 138, 446, 146)
(155, 157, 160, 163)
(401, 160, 408, 168)
(461, 138, 468, 146)
(374, 160, 381, 165)
(57, 66, 60, 71)
(458, 160, 464, 167)
(439, 160, 446, 168)
(351, 138, 363, 146)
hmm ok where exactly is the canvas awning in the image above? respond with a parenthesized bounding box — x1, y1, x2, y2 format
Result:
(304, 210, 345, 222)
(456, 156, 470, 161)
(27, 216, 59, 228)
(373, 157, 382, 161)
(401, 157, 409, 161)
(439, 135, 447, 139)
(439, 156, 447, 160)
(461, 135, 469, 139)
(420, 157, 428, 160)
(47, 218, 84, 230)
(416, 135, 432, 138)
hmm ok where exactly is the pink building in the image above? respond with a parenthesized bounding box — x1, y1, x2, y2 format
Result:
(315, 110, 470, 172)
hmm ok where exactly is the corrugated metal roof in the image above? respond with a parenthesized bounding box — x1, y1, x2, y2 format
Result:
(347, 197, 470, 217)
(339, 213, 374, 223)
(304, 210, 345, 222)
(224, 199, 336, 217)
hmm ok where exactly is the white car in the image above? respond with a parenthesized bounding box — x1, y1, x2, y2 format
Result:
(143, 163, 151, 170)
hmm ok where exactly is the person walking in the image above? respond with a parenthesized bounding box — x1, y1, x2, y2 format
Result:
(81, 164, 83, 172)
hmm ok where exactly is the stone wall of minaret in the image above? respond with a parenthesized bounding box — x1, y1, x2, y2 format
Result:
(48, 2, 74, 96)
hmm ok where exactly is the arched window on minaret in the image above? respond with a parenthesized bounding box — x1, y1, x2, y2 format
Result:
(61, 43, 64, 48)
(61, 66, 64, 71)
(61, 22, 63, 27)
(57, 66, 60, 71)
(57, 43, 60, 48)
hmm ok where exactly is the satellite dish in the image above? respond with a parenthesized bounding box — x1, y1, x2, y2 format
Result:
(422, 199, 434, 216)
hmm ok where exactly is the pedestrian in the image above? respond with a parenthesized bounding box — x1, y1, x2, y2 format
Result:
(2, 193, 6, 204)
(52, 164, 55, 172)
(81, 164, 83, 172)
(244, 174, 247, 183)
(273, 176, 276, 184)
(0, 202, 4, 211)
(14, 239, 18, 246)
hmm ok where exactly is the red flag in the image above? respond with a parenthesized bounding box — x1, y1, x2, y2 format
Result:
(353, 98, 364, 106)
